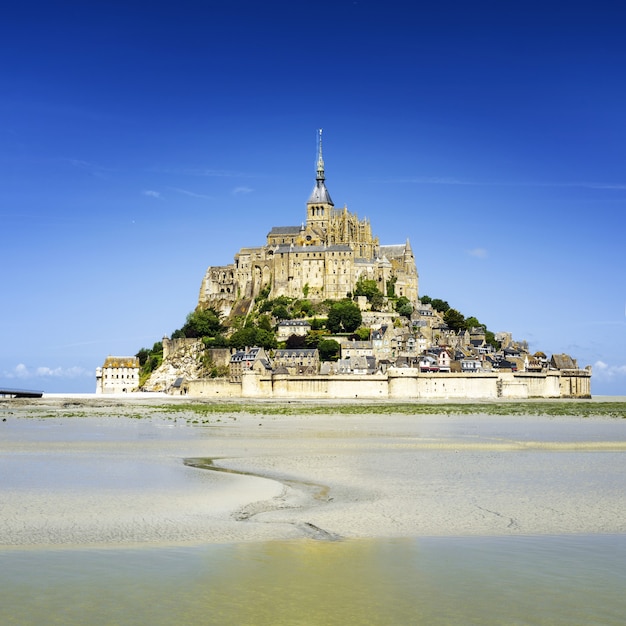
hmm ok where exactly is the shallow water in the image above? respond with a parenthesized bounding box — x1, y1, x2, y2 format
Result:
(1, 409, 624, 623)
(2, 535, 625, 625)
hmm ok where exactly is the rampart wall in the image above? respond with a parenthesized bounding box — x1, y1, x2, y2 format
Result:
(184, 368, 590, 399)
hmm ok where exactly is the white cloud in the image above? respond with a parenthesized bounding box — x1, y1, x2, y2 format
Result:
(467, 247, 488, 259)
(232, 186, 253, 195)
(142, 189, 161, 198)
(12, 363, 30, 378)
(5, 364, 91, 379)
(593, 360, 626, 380)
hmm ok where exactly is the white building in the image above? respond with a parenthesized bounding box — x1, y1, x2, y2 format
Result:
(96, 356, 140, 394)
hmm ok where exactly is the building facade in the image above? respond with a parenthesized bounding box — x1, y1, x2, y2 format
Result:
(95, 356, 140, 394)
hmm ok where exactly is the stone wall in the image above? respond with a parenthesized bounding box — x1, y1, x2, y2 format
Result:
(181, 368, 590, 399)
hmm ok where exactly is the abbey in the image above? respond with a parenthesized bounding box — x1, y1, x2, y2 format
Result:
(198, 131, 418, 317)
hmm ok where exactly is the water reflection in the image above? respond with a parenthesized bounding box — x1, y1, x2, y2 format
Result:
(2, 535, 625, 626)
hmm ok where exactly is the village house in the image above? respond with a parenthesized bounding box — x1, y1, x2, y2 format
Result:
(337, 354, 377, 374)
(276, 319, 312, 342)
(272, 348, 319, 375)
(339, 339, 374, 360)
(229, 347, 272, 382)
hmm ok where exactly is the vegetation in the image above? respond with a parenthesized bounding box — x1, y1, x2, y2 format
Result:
(136, 285, 521, 383)
(229, 325, 277, 350)
(172, 308, 225, 339)
(136, 341, 163, 387)
(154, 401, 626, 419)
(354, 276, 384, 311)
(318, 338, 341, 361)
(394, 296, 413, 318)
(421, 295, 500, 350)
(326, 300, 362, 334)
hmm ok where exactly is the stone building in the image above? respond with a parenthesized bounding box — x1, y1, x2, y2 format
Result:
(198, 131, 419, 318)
(229, 347, 271, 383)
(95, 356, 140, 394)
(276, 319, 312, 342)
(272, 348, 320, 375)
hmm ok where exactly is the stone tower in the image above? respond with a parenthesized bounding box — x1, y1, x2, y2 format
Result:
(306, 129, 334, 235)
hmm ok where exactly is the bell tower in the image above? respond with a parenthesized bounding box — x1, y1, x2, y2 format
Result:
(306, 129, 334, 232)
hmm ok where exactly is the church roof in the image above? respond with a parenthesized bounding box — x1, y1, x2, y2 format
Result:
(268, 226, 301, 235)
(308, 180, 333, 205)
(379, 244, 407, 259)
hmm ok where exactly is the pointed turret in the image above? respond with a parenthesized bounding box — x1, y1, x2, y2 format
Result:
(307, 128, 334, 206)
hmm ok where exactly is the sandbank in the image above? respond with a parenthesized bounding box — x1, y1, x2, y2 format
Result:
(1, 395, 625, 548)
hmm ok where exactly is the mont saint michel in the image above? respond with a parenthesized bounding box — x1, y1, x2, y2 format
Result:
(98, 133, 591, 399)
(198, 131, 418, 317)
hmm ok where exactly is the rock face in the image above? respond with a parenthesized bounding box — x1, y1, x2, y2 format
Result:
(143, 339, 205, 392)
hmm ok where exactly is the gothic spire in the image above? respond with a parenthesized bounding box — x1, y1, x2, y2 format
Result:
(308, 128, 333, 206)
(316, 128, 325, 182)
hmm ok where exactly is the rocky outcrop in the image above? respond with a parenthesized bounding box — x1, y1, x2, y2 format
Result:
(143, 339, 205, 392)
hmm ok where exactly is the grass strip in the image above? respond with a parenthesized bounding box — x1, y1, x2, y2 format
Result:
(152, 401, 626, 418)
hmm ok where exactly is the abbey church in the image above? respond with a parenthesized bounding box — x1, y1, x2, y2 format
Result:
(198, 132, 419, 317)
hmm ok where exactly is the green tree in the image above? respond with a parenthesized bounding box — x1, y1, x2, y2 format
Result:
(255, 328, 277, 349)
(354, 276, 384, 310)
(178, 308, 223, 338)
(464, 316, 488, 332)
(135, 347, 150, 367)
(229, 326, 277, 350)
(327, 300, 362, 334)
(137, 341, 163, 386)
(259, 299, 273, 313)
(486, 331, 500, 350)
(310, 317, 327, 331)
(304, 329, 329, 348)
(354, 327, 371, 341)
(228, 327, 259, 350)
(444, 308, 466, 332)
(318, 339, 341, 361)
(293, 299, 314, 317)
(369, 291, 384, 311)
(272, 304, 291, 321)
(395, 296, 413, 318)
(257, 283, 271, 300)
(257, 314, 273, 332)
(431, 298, 450, 313)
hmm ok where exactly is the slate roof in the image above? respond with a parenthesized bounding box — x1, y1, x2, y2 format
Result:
(268, 226, 301, 236)
(550, 353, 578, 370)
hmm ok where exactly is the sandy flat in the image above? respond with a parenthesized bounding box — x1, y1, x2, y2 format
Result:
(1, 396, 625, 547)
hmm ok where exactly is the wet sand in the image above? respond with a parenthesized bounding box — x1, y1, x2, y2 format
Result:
(1, 395, 625, 547)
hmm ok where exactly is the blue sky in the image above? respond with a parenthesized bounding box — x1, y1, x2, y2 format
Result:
(1, 1, 624, 395)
